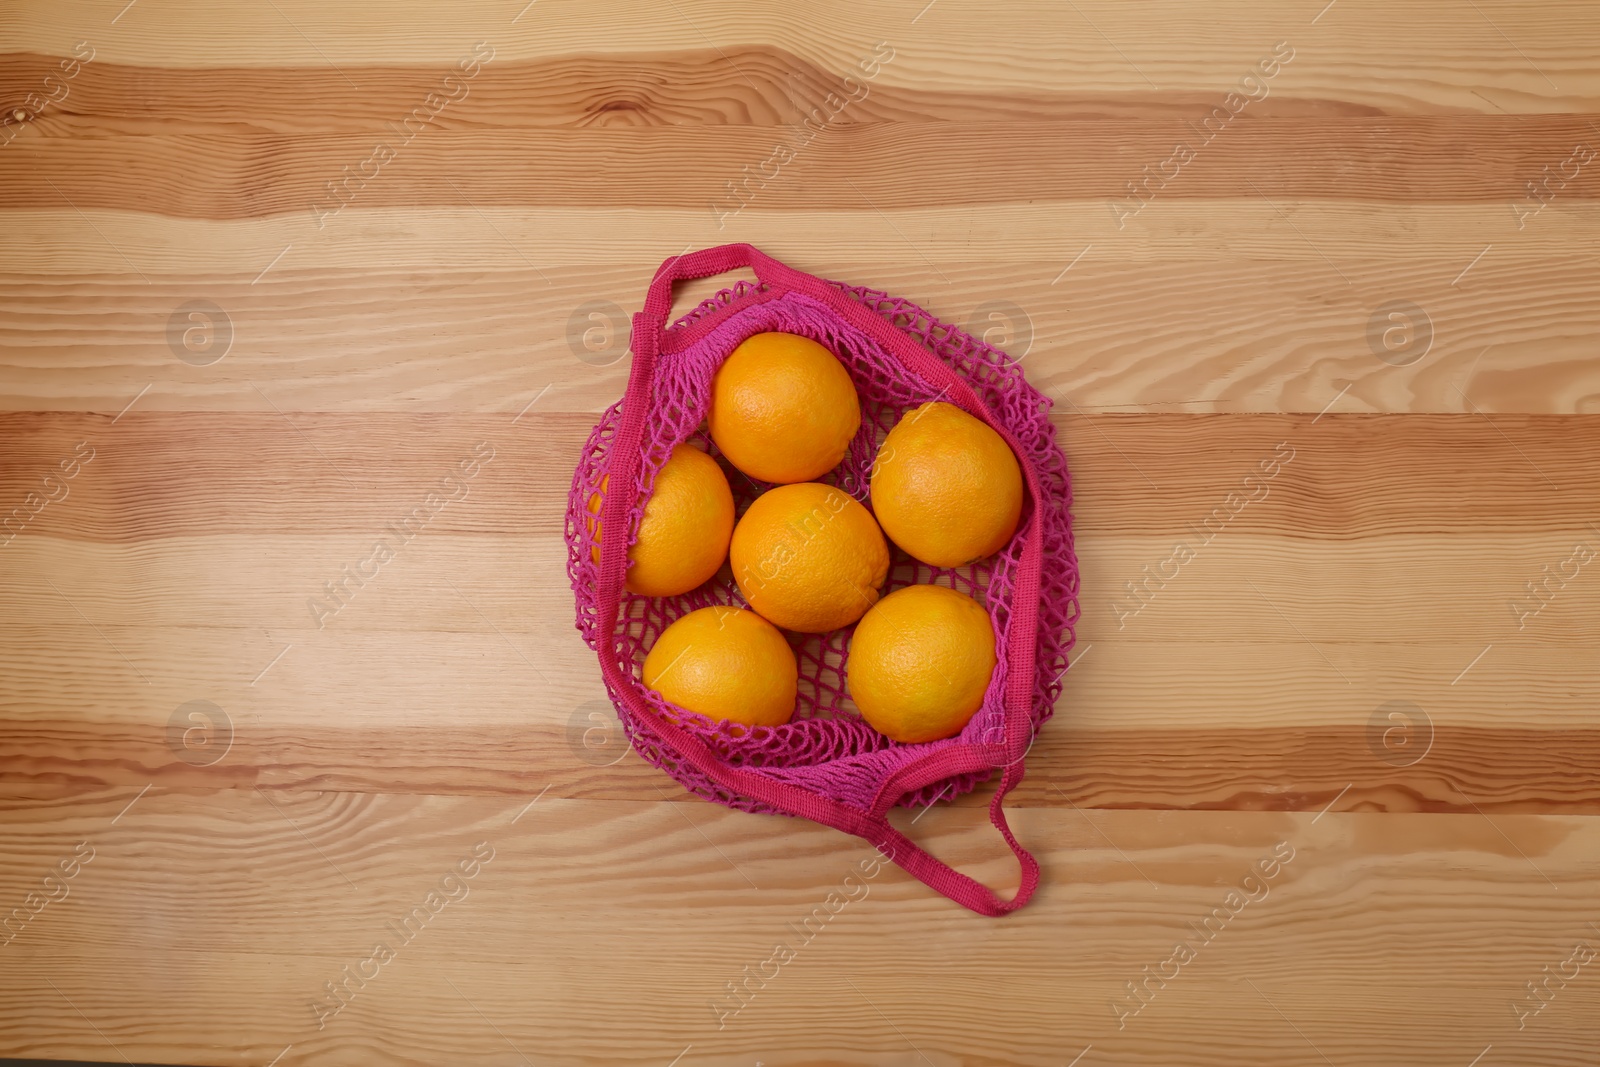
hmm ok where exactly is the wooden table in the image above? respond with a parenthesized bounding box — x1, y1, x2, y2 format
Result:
(3, 2, 1598, 1064)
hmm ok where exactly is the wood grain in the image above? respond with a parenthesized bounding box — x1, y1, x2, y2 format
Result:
(4, 412, 1597, 537)
(8, 61, 1600, 216)
(5, 229, 1600, 414)
(2, 0, 1598, 1063)
(2, 792, 1597, 1065)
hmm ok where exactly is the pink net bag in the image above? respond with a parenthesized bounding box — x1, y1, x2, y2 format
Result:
(565, 243, 1079, 915)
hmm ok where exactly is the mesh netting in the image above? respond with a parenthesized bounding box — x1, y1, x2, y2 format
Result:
(565, 277, 1079, 816)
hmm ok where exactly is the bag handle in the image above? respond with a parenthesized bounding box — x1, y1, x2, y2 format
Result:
(603, 243, 1045, 916)
(634, 243, 796, 349)
(861, 760, 1039, 916)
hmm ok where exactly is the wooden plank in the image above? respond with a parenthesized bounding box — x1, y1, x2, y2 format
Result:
(4, 0, 1598, 109)
(9, 115, 1600, 215)
(1, 792, 1596, 1065)
(4, 218, 1598, 413)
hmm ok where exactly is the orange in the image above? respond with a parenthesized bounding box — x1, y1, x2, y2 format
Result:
(642, 606, 797, 727)
(586, 444, 734, 597)
(870, 401, 1023, 568)
(708, 332, 861, 484)
(729, 482, 888, 633)
(847, 584, 996, 743)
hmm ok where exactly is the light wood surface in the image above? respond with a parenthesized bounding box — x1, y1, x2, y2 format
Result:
(2, 2, 1597, 1064)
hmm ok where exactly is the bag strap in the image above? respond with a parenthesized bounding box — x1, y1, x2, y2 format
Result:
(635, 243, 794, 343)
(602, 243, 1045, 916)
(861, 760, 1039, 916)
